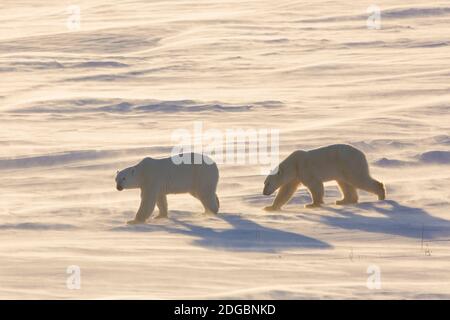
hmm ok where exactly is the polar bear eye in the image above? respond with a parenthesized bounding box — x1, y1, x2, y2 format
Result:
(132, 169, 135, 175)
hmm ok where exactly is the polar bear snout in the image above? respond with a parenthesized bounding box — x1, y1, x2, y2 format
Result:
(263, 182, 275, 195)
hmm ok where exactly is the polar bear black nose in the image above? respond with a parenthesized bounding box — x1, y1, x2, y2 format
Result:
(117, 184, 123, 191)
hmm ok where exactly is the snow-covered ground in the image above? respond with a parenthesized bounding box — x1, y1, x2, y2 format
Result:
(0, 0, 449, 299)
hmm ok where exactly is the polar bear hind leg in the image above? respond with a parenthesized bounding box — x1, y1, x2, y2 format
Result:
(336, 180, 358, 205)
(342, 151, 386, 201)
(155, 194, 168, 218)
(196, 191, 219, 214)
(346, 175, 385, 201)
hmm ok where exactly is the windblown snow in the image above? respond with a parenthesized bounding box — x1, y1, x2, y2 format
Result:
(0, 0, 449, 299)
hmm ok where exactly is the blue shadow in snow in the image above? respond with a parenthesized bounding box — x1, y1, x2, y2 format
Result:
(318, 200, 450, 240)
(112, 211, 331, 253)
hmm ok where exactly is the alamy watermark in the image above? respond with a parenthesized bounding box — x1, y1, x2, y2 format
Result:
(66, 5, 81, 31)
(366, 5, 381, 30)
(66, 265, 81, 290)
(366, 264, 381, 289)
(171, 122, 279, 175)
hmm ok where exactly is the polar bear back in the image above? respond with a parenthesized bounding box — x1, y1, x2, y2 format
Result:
(140, 154, 219, 195)
(300, 144, 369, 182)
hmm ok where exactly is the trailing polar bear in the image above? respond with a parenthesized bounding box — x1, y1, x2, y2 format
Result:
(263, 144, 385, 209)
(116, 153, 219, 224)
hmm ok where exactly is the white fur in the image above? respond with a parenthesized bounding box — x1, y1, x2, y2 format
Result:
(263, 144, 385, 209)
(116, 153, 219, 223)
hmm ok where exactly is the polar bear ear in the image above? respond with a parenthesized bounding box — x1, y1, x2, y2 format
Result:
(277, 167, 283, 175)
(270, 166, 280, 175)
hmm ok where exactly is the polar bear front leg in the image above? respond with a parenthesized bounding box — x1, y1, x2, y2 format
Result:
(155, 194, 168, 219)
(303, 178, 324, 208)
(128, 188, 158, 224)
(264, 179, 300, 211)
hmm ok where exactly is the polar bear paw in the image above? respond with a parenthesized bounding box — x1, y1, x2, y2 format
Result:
(264, 205, 280, 212)
(335, 199, 357, 205)
(127, 219, 146, 225)
(305, 203, 322, 208)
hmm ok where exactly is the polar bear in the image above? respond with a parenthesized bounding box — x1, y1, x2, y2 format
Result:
(263, 144, 385, 209)
(116, 153, 219, 224)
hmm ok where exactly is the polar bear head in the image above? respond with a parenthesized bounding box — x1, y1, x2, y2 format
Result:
(263, 151, 304, 195)
(115, 164, 141, 191)
(263, 165, 291, 195)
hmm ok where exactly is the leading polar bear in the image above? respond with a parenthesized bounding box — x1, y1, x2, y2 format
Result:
(263, 144, 385, 209)
(116, 153, 219, 224)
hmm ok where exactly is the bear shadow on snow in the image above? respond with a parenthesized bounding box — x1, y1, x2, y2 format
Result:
(316, 200, 450, 240)
(244, 186, 341, 208)
(112, 211, 331, 253)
